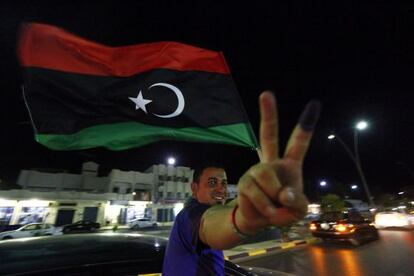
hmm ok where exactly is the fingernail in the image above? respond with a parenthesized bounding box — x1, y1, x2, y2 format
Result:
(298, 100, 321, 132)
(281, 188, 296, 207)
(265, 206, 277, 217)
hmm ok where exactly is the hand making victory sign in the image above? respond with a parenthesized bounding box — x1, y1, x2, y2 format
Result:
(235, 91, 321, 235)
(196, 91, 321, 249)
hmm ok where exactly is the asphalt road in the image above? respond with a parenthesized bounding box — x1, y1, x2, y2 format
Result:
(238, 230, 414, 276)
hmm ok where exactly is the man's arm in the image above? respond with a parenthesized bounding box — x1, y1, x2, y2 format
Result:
(198, 203, 242, 250)
(199, 91, 320, 250)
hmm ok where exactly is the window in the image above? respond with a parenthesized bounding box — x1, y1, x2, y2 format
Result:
(158, 192, 163, 198)
(167, 176, 172, 181)
(23, 224, 40, 231)
(112, 187, 119, 193)
(176, 192, 181, 199)
(59, 203, 77, 207)
(167, 192, 172, 198)
(348, 212, 364, 222)
(126, 188, 131, 193)
(169, 209, 175, 221)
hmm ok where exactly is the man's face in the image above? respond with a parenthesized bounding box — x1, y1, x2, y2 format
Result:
(192, 167, 228, 205)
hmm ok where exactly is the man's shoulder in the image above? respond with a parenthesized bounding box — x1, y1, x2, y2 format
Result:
(179, 198, 211, 219)
(186, 198, 210, 210)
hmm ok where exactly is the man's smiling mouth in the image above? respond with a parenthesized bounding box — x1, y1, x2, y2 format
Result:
(212, 194, 225, 201)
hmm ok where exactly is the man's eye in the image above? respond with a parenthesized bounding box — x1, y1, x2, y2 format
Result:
(208, 180, 217, 187)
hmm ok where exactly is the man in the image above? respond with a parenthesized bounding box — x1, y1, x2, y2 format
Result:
(163, 91, 321, 275)
(163, 165, 229, 275)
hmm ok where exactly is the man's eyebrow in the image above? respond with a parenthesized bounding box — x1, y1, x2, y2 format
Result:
(207, 177, 227, 182)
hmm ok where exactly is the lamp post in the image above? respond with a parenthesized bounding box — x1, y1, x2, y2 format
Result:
(316, 180, 328, 200)
(328, 121, 375, 207)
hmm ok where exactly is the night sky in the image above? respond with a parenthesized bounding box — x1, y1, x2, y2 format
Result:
(1, 1, 413, 201)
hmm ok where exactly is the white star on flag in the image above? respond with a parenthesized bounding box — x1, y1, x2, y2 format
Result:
(129, 91, 152, 113)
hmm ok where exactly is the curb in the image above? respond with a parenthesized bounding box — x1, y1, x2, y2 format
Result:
(224, 238, 317, 261)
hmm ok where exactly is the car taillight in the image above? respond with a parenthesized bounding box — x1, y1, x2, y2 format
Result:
(334, 223, 354, 233)
(335, 224, 347, 232)
(309, 223, 317, 231)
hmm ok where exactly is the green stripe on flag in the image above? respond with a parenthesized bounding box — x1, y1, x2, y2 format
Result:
(35, 122, 258, 150)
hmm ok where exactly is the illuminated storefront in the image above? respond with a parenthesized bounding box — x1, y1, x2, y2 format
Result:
(16, 200, 50, 224)
(127, 201, 151, 221)
(308, 204, 321, 215)
(104, 200, 151, 225)
(0, 200, 17, 225)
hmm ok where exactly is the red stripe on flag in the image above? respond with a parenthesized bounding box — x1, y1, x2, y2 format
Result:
(18, 23, 231, 77)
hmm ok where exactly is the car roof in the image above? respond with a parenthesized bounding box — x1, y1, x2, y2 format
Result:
(0, 233, 167, 275)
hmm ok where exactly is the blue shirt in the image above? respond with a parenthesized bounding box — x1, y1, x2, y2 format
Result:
(162, 198, 225, 276)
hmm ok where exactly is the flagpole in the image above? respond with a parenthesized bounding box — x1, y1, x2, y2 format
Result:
(256, 148, 263, 162)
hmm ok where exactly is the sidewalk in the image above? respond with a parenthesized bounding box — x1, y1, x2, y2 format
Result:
(100, 225, 130, 231)
(224, 237, 317, 262)
(224, 224, 317, 261)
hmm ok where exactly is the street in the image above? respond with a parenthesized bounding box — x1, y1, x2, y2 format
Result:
(238, 230, 414, 276)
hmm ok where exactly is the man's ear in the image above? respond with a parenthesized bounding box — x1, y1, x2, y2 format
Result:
(191, 182, 197, 196)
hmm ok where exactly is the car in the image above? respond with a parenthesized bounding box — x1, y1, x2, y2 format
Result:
(0, 223, 61, 240)
(0, 233, 293, 276)
(62, 220, 101, 234)
(374, 209, 414, 229)
(0, 224, 23, 233)
(128, 218, 158, 229)
(309, 210, 379, 246)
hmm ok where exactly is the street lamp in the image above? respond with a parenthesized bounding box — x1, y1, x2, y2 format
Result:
(328, 120, 375, 207)
(356, 121, 368, 130)
(167, 157, 176, 165)
(320, 181, 327, 187)
(351, 185, 358, 190)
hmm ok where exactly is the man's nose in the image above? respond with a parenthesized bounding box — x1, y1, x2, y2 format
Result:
(215, 182, 225, 192)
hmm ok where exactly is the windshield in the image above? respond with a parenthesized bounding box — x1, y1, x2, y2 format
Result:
(319, 212, 347, 221)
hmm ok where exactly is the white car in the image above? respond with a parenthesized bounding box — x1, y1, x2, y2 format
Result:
(0, 223, 62, 240)
(128, 218, 158, 230)
(375, 210, 414, 229)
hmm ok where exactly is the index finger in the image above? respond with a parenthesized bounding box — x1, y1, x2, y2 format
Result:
(284, 100, 321, 163)
(259, 91, 279, 163)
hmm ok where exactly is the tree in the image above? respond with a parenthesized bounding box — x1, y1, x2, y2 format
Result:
(320, 194, 345, 212)
(376, 193, 396, 208)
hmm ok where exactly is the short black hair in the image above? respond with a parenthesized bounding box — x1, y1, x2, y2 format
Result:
(192, 162, 226, 183)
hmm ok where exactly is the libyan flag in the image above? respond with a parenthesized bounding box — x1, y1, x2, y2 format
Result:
(18, 23, 258, 151)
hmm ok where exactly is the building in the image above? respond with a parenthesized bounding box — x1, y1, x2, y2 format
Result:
(0, 162, 194, 226)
